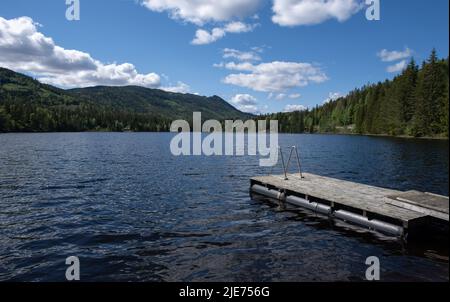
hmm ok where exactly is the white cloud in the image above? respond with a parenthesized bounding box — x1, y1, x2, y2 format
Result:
(230, 93, 258, 105)
(269, 92, 301, 100)
(386, 60, 407, 73)
(38, 63, 161, 88)
(230, 93, 262, 114)
(224, 21, 257, 33)
(141, 1, 261, 45)
(323, 91, 343, 104)
(191, 28, 226, 45)
(161, 81, 191, 93)
(191, 22, 257, 45)
(251, 46, 266, 53)
(221, 61, 328, 92)
(284, 104, 307, 112)
(377, 47, 412, 62)
(141, 0, 263, 25)
(275, 93, 287, 100)
(272, 0, 363, 26)
(0, 16, 164, 88)
(237, 104, 261, 114)
(223, 48, 262, 61)
(214, 61, 255, 71)
(0, 17, 96, 74)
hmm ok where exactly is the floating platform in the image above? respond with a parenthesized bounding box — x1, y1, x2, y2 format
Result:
(250, 173, 449, 239)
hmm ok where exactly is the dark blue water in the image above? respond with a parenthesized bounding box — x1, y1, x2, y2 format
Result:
(0, 133, 448, 281)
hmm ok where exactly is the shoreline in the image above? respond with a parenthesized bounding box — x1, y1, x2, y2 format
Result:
(1, 130, 448, 141)
(306, 132, 450, 141)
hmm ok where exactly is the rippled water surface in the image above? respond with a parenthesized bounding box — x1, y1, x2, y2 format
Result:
(0, 133, 448, 281)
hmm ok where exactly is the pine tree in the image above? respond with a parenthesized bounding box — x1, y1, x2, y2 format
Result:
(401, 58, 419, 126)
(439, 57, 449, 136)
(412, 49, 448, 136)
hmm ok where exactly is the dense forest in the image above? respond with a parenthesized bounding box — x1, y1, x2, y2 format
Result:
(1, 50, 448, 137)
(0, 67, 249, 132)
(265, 50, 449, 138)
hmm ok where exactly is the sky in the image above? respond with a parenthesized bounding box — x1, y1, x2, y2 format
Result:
(0, 0, 448, 114)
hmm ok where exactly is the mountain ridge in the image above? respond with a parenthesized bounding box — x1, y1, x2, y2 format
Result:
(0, 67, 250, 132)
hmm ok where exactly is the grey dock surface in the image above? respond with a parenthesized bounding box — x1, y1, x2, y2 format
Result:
(250, 173, 449, 237)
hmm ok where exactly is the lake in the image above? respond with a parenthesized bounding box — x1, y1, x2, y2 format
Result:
(0, 133, 448, 281)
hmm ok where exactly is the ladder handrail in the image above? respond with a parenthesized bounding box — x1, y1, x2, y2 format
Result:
(285, 146, 304, 179)
(279, 147, 288, 180)
(270, 146, 304, 180)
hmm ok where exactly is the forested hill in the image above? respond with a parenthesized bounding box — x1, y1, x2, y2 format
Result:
(267, 50, 449, 138)
(1, 50, 448, 137)
(0, 68, 249, 132)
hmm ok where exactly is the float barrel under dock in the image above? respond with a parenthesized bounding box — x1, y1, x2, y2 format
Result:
(250, 173, 449, 238)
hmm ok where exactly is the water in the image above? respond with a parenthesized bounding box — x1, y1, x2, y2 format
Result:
(0, 133, 448, 282)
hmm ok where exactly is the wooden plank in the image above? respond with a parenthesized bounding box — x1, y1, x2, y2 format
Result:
(251, 173, 440, 224)
(386, 191, 449, 221)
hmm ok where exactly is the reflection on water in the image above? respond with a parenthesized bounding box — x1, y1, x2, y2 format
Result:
(0, 133, 448, 281)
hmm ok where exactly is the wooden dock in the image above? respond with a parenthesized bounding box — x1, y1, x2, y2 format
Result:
(250, 173, 449, 238)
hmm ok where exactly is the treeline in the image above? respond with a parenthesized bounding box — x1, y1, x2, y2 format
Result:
(266, 50, 449, 138)
(0, 101, 172, 132)
(0, 68, 173, 132)
(1, 50, 448, 136)
(0, 65, 250, 133)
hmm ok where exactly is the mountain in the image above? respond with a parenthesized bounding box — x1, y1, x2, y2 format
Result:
(0, 67, 250, 132)
(68, 86, 248, 121)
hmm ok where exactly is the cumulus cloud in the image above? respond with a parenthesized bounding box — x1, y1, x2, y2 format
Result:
(224, 21, 257, 33)
(213, 61, 255, 71)
(284, 104, 307, 112)
(377, 47, 412, 62)
(0, 16, 164, 88)
(237, 104, 261, 114)
(223, 48, 262, 61)
(141, 0, 262, 25)
(192, 28, 226, 45)
(191, 22, 257, 45)
(161, 81, 191, 93)
(323, 91, 343, 104)
(220, 61, 328, 92)
(230, 93, 262, 114)
(386, 60, 407, 73)
(141, 1, 261, 45)
(377, 47, 412, 73)
(272, 0, 363, 26)
(230, 93, 258, 105)
(270, 92, 301, 100)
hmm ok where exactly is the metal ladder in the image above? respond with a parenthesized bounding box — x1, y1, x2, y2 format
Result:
(270, 146, 304, 180)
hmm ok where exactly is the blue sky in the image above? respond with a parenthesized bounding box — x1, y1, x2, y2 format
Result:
(0, 0, 448, 114)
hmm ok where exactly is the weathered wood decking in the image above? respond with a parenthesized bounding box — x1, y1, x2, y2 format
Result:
(250, 173, 449, 237)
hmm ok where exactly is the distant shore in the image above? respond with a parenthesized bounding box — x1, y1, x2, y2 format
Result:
(1, 130, 448, 141)
(310, 132, 449, 141)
